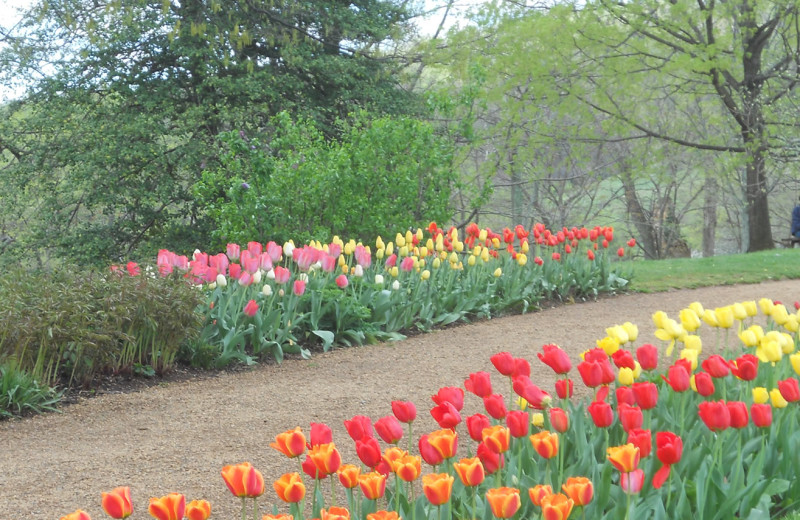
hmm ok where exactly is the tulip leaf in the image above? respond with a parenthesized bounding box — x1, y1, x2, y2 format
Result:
(311, 330, 335, 351)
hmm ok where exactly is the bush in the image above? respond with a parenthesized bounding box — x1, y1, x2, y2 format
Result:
(0, 360, 61, 418)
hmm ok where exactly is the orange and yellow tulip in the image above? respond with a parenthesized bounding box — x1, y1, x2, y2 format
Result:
(528, 484, 553, 507)
(426, 429, 458, 460)
(60, 511, 91, 520)
(319, 506, 351, 519)
(422, 473, 454, 506)
(359, 471, 387, 500)
(541, 493, 574, 520)
(271, 427, 307, 458)
(482, 425, 511, 454)
(530, 431, 559, 459)
(366, 512, 401, 520)
(337, 464, 361, 489)
(561, 476, 593, 506)
(261, 515, 293, 520)
(393, 454, 422, 482)
(101, 486, 133, 519)
(148, 493, 186, 520)
(453, 457, 485, 487)
(308, 443, 343, 478)
(607, 444, 640, 473)
(221, 462, 266, 498)
(273, 472, 306, 503)
(185, 499, 211, 520)
(485, 487, 522, 518)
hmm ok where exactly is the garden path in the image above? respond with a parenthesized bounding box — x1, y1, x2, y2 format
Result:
(2, 280, 799, 519)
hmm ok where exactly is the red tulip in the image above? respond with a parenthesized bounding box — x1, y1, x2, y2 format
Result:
(751, 403, 773, 428)
(631, 382, 659, 410)
(356, 437, 383, 469)
(477, 441, 504, 474)
(292, 279, 306, 295)
(549, 407, 570, 433)
(577, 358, 615, 387)
(618, 404, 643, 433)
(727, 401, 749, 429)
(616, 386, 636, 406)
(309, 422, 333, 447)
(483, 393, 508, 420)
(430, 401, 462, 429)
(702, 355, 730, 378)
(662, 363, 691, 392)
(506, 410, 530, 438)
(730, 354, 759, 381)
(512, 375, 551, 409)
(693, 372, 716, 397)
(538, 344, 572, 374)
(243, 299, 259, 317)
(374, 416, 404, 444)
(587, 249, 595, 261)
(432, 386, 465, 411)
(587, 401, 614, 428)
(617, 247, 625, 257)
(418, 434, 445, 466)
(390, 400, 417, 423)
(611, 349, 636, 370)
(101, 486, 133, 519)
(467, 413, 492, 442)
(636, 344, 659, 371)
(698, 400, 731, 432)
(491, 352, 516, 376)
(778, 378, 800, 403)
(655, 431, 683, 465)
(344, 415, 374, 441)
(555, 378, 573, 399)
(512, 357, 531, 378)
(335, 274, 349, 288)
(627, 238, 637, 248)
(627, 428, 652, 458)
(464, 371, 494, 398)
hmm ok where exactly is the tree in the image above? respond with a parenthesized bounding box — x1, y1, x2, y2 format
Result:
(0, 0, 423, 265)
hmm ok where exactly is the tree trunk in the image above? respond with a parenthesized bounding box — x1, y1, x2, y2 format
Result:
(620, 168, 659, 259)
(743, 142, 773, 251)
(702, 175, 717, 257)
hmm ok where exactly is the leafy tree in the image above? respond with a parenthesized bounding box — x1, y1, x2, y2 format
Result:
(0, 0, 423, 265)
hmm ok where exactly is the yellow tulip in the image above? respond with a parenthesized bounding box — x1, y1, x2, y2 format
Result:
(493, 268, 502, 278)
(435, 234, 444, 252)
(449, 252, 458, 264)
(778, 332, 795, 354)
(479, 229, 488, 241)
(405, 230, 414, 246)
(338, 256, 347, 267)
(454, 240, 464, 253)
(742, 300, 758, 317)
(468, 255, 476, 266)
(622, 322, 639, 343)
(481, 248, 490, 263)
(421, 269, 430, 281)
(416, 228, 423, 241)
(652, 311, 669, 329)
(618, 367, 635, 386)
(425, 238, 434, 251)
(753, 387, 769, 404)
(689, 301, 705, 315)
(679, 348, 698, 371)
(491, 237, 501, 248)
(679, 309, 701, 332)
(395, 233, 406, 247)
(521, 240, 529, 253)
(759, 298, 774, 316)
(632, 361, 642, 379)
(731, 302, 747, 321)
(784, 315, 799, 333)
(770, 388, 788, 409)
(532, 413, 545, 428)
(472, 245, 482, 256)
(390, 266, 399, 278)
(451, 228, 459, 241)
(790, 353, 800, 376)
(386, 242, 394, 256)
(739, 328, 760, 348)
(606, 325, 629, 345)
(756, 339, 782, 363)
(376, 249, 385, 259)
(332, 235, 343, 246)
(341, 264, 349, 274)
(419, 246, 429, 258)
(683, 335, 702, 352)
(432, 257, 441, 269)
(517, 396, 528, 410)
(701, 309, 719, 327)
(517, 253, 527, 266)
(772, 304, 790, 326)
(596, 336, 620, 356)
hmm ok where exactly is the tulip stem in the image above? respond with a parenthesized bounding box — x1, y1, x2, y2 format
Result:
(252, 497, 259, 520)
(330, 474, 336, 507)
(240, 497, 246, 520)
(471, 486, 477, 520)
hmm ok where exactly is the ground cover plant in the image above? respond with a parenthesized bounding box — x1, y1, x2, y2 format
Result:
(58, 295, 800, 519)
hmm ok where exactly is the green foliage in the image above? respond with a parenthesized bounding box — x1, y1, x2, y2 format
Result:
(0, 265, 204, 388)
(195, 111, 457, 247)
(0, 360, 62, 419)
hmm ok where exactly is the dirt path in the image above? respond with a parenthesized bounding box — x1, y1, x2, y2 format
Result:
(2, 280, 799, 519)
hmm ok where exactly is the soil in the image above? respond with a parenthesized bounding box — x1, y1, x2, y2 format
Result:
(2, 280, 799, 519)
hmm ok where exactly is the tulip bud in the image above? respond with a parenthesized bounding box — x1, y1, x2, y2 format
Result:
(216, 274, 228, 287)
(262, 284, 273, 296)
(392, 280, 400, 290)
(375, 274, 385, 284)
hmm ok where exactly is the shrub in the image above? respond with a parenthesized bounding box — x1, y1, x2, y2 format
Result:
(0, 360, 61, 418)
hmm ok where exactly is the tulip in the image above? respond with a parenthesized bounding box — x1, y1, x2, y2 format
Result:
(423, 473, 454, 506)
(528, 484, 554, 507)
(454, 457, 485, 487)
(611, 349, 636, 370)
(431, 401, 462, 429)
(587, 401, 614, 428)
(490, 352, 516, 376)
(549, 407, 570, 433)
(635, 343, 659, 371)
(538, 344, 572, 374)
(335, 274, 349, 288)
(359, 471, 387, 500)
(771, 388, 789, 408)
(390, 400, 417, 423)
(607, 443, 640, 473)
(562, 476, 593, 506)
(432, 386, 465, 411)
(698, 401, 731, 431)
(702, 355, 730, 378)
(101, 486, 133, 519)
(656, 431, 683, 466)
(506, 410, 530, 438)
(337, 464, 361, 489)
(662, 363, 691, 392)
(616, 386, 636, 406)
(486, 487, 522, 519)
(243, 299, 259, 317)
(751, 403, 773, 427)
(465, 413, 492, 442)
(577, 359, 615, 388)
(271, 427, 307, 458)
(262, 514, 294, 520)
(778, 378, 800, 402)
(627, 428, 652, 458)
(345, 415, 374, 441)
(356, 437, 382, 469)
(394, 454, 422, 482)
(482, 425, 511, 454)
(273, 472, 306, 503)
(618, 403, 643, 433)
(60, 511, 92, 520)
(293, 279, 306, 295)
(483, 393, 508, 419)
(596, 336, 620, 356)
(319, 506, 351, 520)
(366, 512, 400, 520)
(418, 434, 445, 466)
(374, 415, 404, 444)
(555, 378, 573, 399)
(308, 443, 342, 478)
(427, 428, 458, 460)
(513, 376, 551, 409)
(477, 441, 504, 474)
(530, 430, 559, 459)
(692, 372, 716, 397)
(148, 493, 185, 520)
(753, 386, 770, 404)
(727, 401, 749, 428)
(464, 371, 494, 397)
(221, 462, 265, 498)
(620, 468, 645, 495)
(185, 500, 211, 520)
(541, 493, 574, 519)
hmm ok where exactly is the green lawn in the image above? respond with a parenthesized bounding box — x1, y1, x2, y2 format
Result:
(628, 248, 800, 293)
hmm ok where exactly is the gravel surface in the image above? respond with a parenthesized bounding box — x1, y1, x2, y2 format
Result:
(2, 280, 799, 519)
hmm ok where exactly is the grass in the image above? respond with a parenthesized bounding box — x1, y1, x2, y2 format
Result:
(627, 248, 800, 292)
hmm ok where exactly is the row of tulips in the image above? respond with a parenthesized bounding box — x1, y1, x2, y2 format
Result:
(117, 222, 634, 367)
(62, 295, 800, 519)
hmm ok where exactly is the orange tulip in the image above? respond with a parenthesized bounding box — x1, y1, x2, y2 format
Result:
(541, 493, 574, 520)
(271, 427, 307, 458)
(273, 472, 307, 503)
(308, 443, 343, 478)
(481, 425, 511, 454)
(148, 493, 186, 520)
(486, 487, 522, 519)
(561, 477, 593, 506)
(185, 499, 211, 520)
(528, 484, 553, 507)
(262, 515, 294, 520)
(607, 444, 640, 473)
(359, 471, 388, 500)
(101, 486, 133, 519)
(337, 464, 362, 489)
(453, 457, 485, 487)
(60, 511, 92, 520)
(383, 446, 406, 470)
(367, 512, 401, 520)
(422, 473, 454, 506)
(221, 462, 266, 498)
(393, 454, 422, 482)
(530, 431, 559, 459)
(319, 506, 351, 519)
(427, 429, 458, 460)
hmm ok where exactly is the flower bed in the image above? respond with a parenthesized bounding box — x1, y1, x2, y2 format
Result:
(60, 296, 800, 519)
